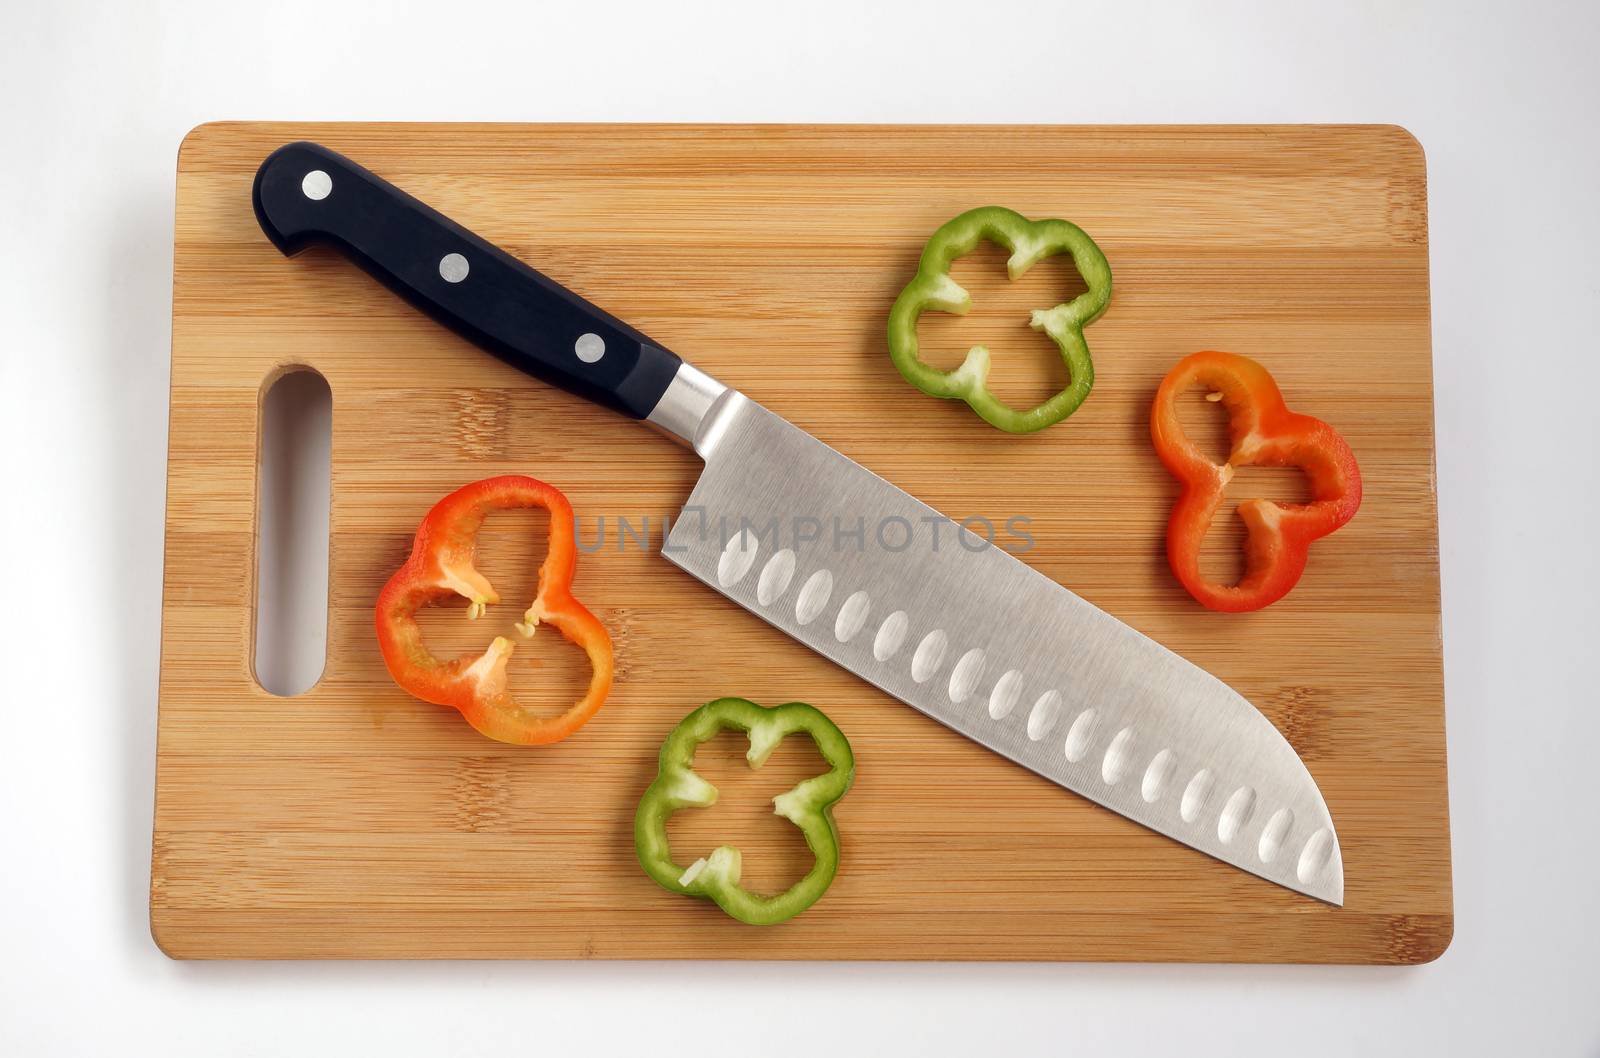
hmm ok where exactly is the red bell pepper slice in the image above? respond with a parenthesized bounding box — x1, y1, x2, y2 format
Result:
(375, 475, 614, 744)
(1151, 351, 1362, 612)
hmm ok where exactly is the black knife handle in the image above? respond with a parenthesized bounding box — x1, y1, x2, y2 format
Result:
(252, 141, 682, 419)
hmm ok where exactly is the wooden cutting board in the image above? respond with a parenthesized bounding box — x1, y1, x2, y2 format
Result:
(152, 123, 1450, 961)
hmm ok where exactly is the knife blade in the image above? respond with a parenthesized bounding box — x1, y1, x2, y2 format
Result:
(253, 141, 1343, 904)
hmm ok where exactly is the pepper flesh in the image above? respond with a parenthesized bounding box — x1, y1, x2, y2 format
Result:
(375, 475, 614, 744)
(887, 206, 1113, 433)
(635, 698, 855, 925)
(1151, 351, 1362, 612)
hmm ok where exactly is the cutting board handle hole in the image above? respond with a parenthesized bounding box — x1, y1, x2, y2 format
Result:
(253, 367, 332, 697)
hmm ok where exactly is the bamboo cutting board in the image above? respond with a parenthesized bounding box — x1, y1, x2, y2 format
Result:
(152, 123, 1450, 961)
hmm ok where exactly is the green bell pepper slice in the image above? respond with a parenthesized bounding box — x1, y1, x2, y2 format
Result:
(887, 205, 1113, 434)
(634, 697, 855, 925)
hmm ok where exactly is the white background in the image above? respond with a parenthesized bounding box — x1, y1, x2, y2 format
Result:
(3, 0, 1597, 1054)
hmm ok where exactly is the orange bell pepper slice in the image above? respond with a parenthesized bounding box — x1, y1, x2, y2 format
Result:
(375, 475, 614, 744)
(1151, 351, 1362, 612)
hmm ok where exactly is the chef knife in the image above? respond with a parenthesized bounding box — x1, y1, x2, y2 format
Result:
(253, 141, 1343, 904)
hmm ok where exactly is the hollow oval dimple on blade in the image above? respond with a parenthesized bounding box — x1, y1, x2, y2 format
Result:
(756, 548, 796, 605)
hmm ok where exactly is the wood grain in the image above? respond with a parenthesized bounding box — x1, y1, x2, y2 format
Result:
(152, 123, 1450, 962)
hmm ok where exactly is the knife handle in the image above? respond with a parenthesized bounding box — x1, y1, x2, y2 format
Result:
(252, 141, 683, 420)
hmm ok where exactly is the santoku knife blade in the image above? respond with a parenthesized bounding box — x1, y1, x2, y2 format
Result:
(253, 141, 1343, 904)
